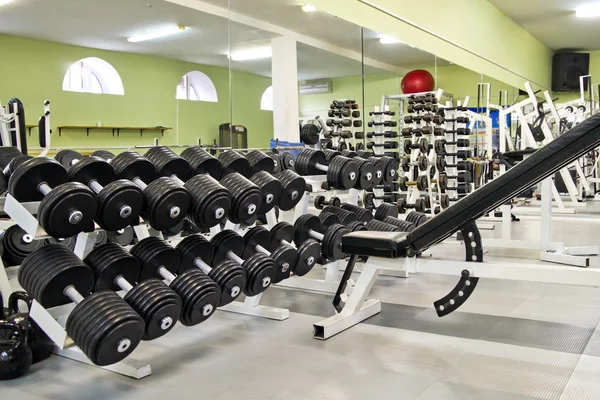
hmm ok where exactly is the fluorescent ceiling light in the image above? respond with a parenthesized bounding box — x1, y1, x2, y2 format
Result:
(127, 25, 186, 43)
(301, 4, 318, 12)
(0, 0, 15, 6)
(379, 35, 403, 44)
(230, 47, 272, 61)
(576, 2, 600, 18)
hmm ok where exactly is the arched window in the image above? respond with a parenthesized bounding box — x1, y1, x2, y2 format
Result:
(261, 86, 273, 111)
(176, 71, 218, 102)
(62, 57, 124, 95)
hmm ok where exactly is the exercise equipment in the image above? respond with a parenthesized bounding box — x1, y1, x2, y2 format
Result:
(0, 321, 32, 380)
(401, 70, 435, 95)
(219, 173, 262, 223)
(300, 124, 320, 145)
(131, 236, 221, 326)
(8, 157, 97, 238)
(244, 226, 297, 284)
(294, 215, 349, 261)
(1, 225, 43, 266)
(314, 196, 341, 210)
(18, 244, 144, 366)
(218, 150, 251, 178)
(403, 139, 429, 154)
(400, 156, 428, 172)
(268, 222, 320, 277)
(321, 206, 358, 226)
(176, 235, 246, 306)
(211, 230, 276, 297)
(340, 203, 373, 223)
(295, 149, 358, 190)
(85, 243, 182, 340)
(275, 170, 306, 211)
(250, 171, 282, 215)
(398, 175, 430, 191)
(180, 146, 223, 180)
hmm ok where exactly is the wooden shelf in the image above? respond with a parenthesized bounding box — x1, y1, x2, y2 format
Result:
(26, 124, 37, 135)
(56, 125, 172, 137)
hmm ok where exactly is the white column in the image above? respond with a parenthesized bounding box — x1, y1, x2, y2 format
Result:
(271, 36, 299, 143)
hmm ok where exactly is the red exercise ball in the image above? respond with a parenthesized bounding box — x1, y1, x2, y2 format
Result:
(401, 70, 435, 94)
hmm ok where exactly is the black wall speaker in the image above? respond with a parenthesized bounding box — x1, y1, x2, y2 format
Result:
(552, 52, 590, 92)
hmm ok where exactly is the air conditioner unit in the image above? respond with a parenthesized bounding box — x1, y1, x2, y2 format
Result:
(299, 80, 332, 95)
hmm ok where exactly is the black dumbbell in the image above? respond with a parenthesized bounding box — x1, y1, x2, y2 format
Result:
(367, 142, 399, 150)
(369, 111, 396, 116)
(381, 216, 416, 232)
(438, 173, 471, 194)
(275, 170, 306, 211)
(355, 132, 366, 140)
(352, 158, 376, 190)
(314, 195, 341, 210)
(340, 203, 373, 223)
(245, 150, 276, 176)
(131, 236, 221, 326)
(372, 202, 398, 220)
(218, 150, 251, 178)
(353, 120, 363, 128)
(408, 103, 439, 113)
(340, 130, 353, 139)
(408, 95, 438, 105)
(434, 139, 471, 154)
(278, 152, 295, 171)
(401, 156, 428, 172)
(326, 119, 352, 127)
(56, 154, 144, 231)
(95, 151, 191, 232)
(106, 226, 135, 246)
(445, 116, 470, 124)
(176, 235, 246, 306)
(295, 149, 358, 190)
(435, 156, 473, 172)
(8, 157, 98, 238)
(1, 224, 44, 266)
(364, 192, 401, 207)
(370, 155, 399, 184)
(54, 149, 84, 168)
(337, 142, 349, 151)
(401, 126, 435, 137)
(404, 113, 445, 125)
(248, 171, 282, 215)
(265, 152, 282, 173)
(293, 215, 349, 262)
(434, 127, 471, 136)
(180, 146, 223, 180)
(397, 198, 428, 213)
(268, 222, 321, 277)
(366, 219, 403, 232)
(403, 138, 429, 154)
(323, 149, 342, 163)
(398, 175, 430, 191)
(322, 206, 358, 226)
(18, 245, 144, 366)
(318, 210, 340, 230)
(85, 243, 182, 341)
(437, 148, 472, 158)
(243, 226, 297, 284)
(328, 108, 351, 118)
(211, 230, 276, 296)
(367, 131, 398, 139)
(368, 120, 398, 128)
(219, 173, 262, 223)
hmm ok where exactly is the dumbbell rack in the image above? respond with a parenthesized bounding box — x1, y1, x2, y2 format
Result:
(325, 100, 361, 152)
(441, 107, 475, 204)
(367, 105, 396, 209)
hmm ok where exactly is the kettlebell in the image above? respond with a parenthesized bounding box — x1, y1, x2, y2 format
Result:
(0, 321, 32, 380)
(5, 291, 53, 363)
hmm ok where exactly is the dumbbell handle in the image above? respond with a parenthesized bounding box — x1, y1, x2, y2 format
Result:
(315, 163, 328, 173)
(63, 285, 85, 304)
(158, 266, 176, 285)
(255, 244, 272, 257)
(226, 251, 245, 265)
(133, 177, 148, 190)
(309, 229, 325, 242)
(39, 183, 83, 225)
(114, 275, 134, 292)
(194, 257, 212, 274)
(281, 239, 296, 249)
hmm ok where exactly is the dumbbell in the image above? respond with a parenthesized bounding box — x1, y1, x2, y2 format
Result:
(85, 243, 182, 341)
(355, 131, 365, 140)
(367, 142, 399, 150)
(1, 224, 44, 266)
(336, 142, 349, 151)
(176, 235, 246, 306)
(268, 222, 321, 277)
(353, 120, 363, 128)
(435, 156, 473, 172)
(245, 150, 276, 176)
(403, 138, 429, 154)
(340, 203, 373, 223)
(408, 103, 439, 113)
(372, 202, 398, 220)
(437, 148, 472, 159)
(364, 192, 401, 208)
(367, 131, 398, 139)
(314, 195, 341, 210)
(107, 226, 135, 246)
(180, 146, 223, 180)
(278, 152, 295, 171)
(404, 114, 445, 125)
(294, 214, 349, 261)
(318, 211, 340, 231)
(400, 156, 428, 172)
(398, 175, 431, 191)
(369, 110, 396, 116)
(368, 121, 398, 127)
(218, 150, 251, 178)
(219, 173, 262, 224)
(401, 126, 434, 137)
(295, 149, 358, 190)
(211, 230, 276, 296)
(275, 170, 306, 211)
(131, 236, 221, 326)
(438, 173, 471, 194)
(445, 116, 470, 124)
(434, 139, 471, 154)
(8, 157, 98, 238)
(328, 108, 351, 118)
(322, 206, 358, 226)
(376, 155, 399, 184)
(396, 197, 428, 213)
(243, 226, 297, 283)
(249, 171, 283, 215)
(380, 216, 416, 232)
(340, 130, 353, 139)
(341, 150, 357, 158)
(323, 149, 342, 163)
(366, 219, 403, 232)
(95, 151, 191, 231)
(408, 95, 438, 105)
(326, 119, 352, 127)
(55, 154, 144, 231)
(405, 210, 429, 227)
(434, 127, 471, 136)
(18, 245, 144, 366)
(54, 149, 84, 168)
(352, 158, 376, 189)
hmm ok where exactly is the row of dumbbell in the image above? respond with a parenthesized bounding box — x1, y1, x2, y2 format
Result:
(0, 146, 307, 239)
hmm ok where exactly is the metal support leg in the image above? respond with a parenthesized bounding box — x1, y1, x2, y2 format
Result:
(218, 293, 290, 320)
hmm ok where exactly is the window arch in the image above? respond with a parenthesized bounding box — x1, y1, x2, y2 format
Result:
(176, 71, 218, 102)
(261, 86, 273, 111)
(62, 57, 124, 95)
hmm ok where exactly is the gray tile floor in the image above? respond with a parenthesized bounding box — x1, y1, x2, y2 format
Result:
(6, 211, 600, 399)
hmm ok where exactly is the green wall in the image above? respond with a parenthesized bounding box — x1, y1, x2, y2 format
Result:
(0, 34, 273, 152)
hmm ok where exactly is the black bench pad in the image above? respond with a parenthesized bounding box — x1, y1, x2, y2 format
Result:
(342, 231, 410, 258)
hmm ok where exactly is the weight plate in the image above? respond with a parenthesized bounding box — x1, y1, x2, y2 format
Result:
(356, 162, 375, 190)
(246, 150, 275, 175)
(295, 149, 325, 176)
(106, 226, 134, 246)
(110, 152, 156, 183)
(170, 269, 221, 326)
(265, 152, 281, 174)
(38, 182, 97, 238)
(210, 230, 244, 265)
(276, 170, 305, 211)
(220, 173, 261, 223)
(293, 214, 321, 247)
(242, 226, 270, 259)
(142, 177, 190, 231)
(218, 150, 250, 178)
(250, 171, 283, 215)
(9, 157, 68, 201)
(176, 235, 215, 272)
(242, 253, 275, 297)
(68, 157, 115, 187)
(294, 239, 320, 276)
(96, 180, 144, 231)
(1, 224, 44, 266)
(340, 203, 373, 223)
(268, 222, 294, 252)
(144, 146, 192, 181)
(90, 150, 116, 161)
(205, 260, 246, 306)
(185, 174, 231, 229)
(84, 242, 141, 291)
(279, 152, 295, 171)
(270, 245, 296, 283)
(181, 146, 223, 180)
(55, 150, 84, 169)
(131, 237, 181, 281)
(322, 224, 348, 261)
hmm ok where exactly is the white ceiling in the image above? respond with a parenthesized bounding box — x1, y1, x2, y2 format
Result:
(489, 0, 600, 51)
(0, 0, 438, 80)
